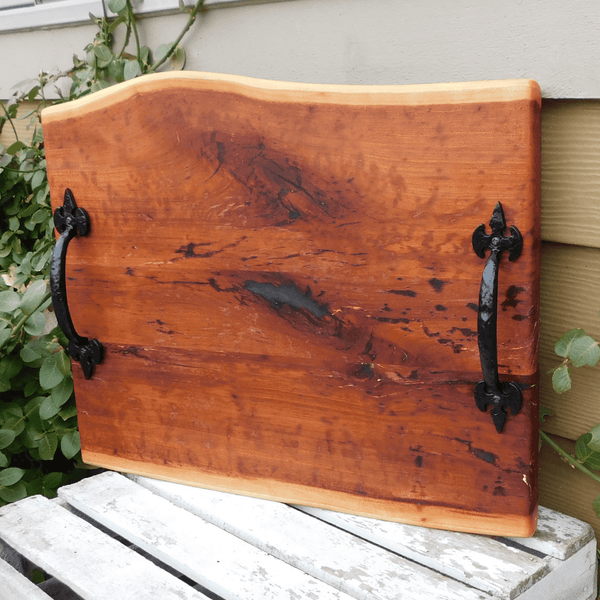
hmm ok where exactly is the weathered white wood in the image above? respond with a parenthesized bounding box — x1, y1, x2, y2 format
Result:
(293, 503, 548, 599)
(59, 472, 355, 600)
(0, 557, 53, 600)
(516, 539, 597, 600)
(0, 495, 208, 600)
(506, 505, 596, 560)
(131, 474, 546, 599)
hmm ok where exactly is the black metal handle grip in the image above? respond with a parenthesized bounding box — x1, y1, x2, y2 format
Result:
(472, 202, 523, 433)
(50, 189, 103, 379)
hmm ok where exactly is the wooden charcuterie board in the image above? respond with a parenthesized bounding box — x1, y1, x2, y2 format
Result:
(42, 73, 541, 536)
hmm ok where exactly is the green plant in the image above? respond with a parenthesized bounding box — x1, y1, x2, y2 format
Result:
(541, 326, 600, 514)
(0, 0, 204, 504)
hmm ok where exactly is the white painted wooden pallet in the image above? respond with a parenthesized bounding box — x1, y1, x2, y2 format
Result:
(0, 471, 596, 600)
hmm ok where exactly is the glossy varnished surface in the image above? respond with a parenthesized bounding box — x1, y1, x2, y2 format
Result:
(42, 73, 541, 535)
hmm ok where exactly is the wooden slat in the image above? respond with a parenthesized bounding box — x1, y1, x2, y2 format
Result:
(539, 243, 600, 440)
(541, 100, 600, 249)
(506, 505, 595, 560)
(58, 472, 358, 600)
(0, 557, 54, 600)
(0, 495, 208, 600)
(131, 472, 539, 599)
(516, 540, 597, 600)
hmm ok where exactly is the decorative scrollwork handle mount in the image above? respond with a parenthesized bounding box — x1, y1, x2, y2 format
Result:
(472, 202, 523, 433)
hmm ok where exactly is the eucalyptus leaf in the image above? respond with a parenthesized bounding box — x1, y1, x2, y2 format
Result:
(0, 430, 16, 450)
(569, 336, 600, 368)
(170, 46, 186, 71)
(20, 279, 47, 315)
(39, 355, 66, 389)
(576, 433, 600, 470)
(0, 482, 26, 503)
(154, 43, 172, 64)
(31, 169, 45, 191)
(551, 364, 571, 394)
(108, 0, 127, 13)
(39, 397, 61, 420)
(586, 423, 600, 452)
(593, 493, 600, 519)
(0, 453, 9, 468)
(0, 467, 24, 487)
(554, 328, 587, 358)
(6, 141, 26, 155)
(0, 291, 20, 313)
(0, 355, 23, 380)
(24, 311, 46, 336)
(0, 329, 11, 348)
(37, 433, 58, 461)
(93, 44, 113, 62)
(124, 60, 142, 80)
(51, 378, 73, 406)
(61, 430, 80, 459)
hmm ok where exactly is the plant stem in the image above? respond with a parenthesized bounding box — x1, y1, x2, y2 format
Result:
(540, 430, 600, 485)
(126, 0, 142, 65)
(0, 103, 19, 142)
(147, 0, 205, 73)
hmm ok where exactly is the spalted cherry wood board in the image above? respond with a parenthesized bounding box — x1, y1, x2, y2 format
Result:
(42, 73, 541, 536)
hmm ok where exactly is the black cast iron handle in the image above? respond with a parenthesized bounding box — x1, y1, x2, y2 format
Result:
(50, 189, 103, 379)
(472, 202, 523, 433)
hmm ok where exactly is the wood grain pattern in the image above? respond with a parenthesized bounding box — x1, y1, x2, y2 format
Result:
(541, 100, 600, 249)
(42, 73, 541, 535)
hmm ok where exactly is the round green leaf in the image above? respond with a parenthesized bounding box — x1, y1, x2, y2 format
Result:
(154, 43, 171, 64)
(0, 290, 20, 313)
(24, 311, 46, 336)
(108, 0, 127, 13)
(39, 355, 66, 389)
(39, 396, 61, 420)
(6, 141, 26, 155)
(554, 328, 587, 358)
(0, 355, 23, 380)
(31, 168, 46, 191)
(61, 430, 80, 459)
(0, 467, 25, 487)
(0, 452, 9, 468)
(20, 279, 48, 315)
(170, 46, 186, 71)
(37, 433, 58, 461)
(0, 329, 11, 349)
(576, 433, 600, 470)
(0, 430, 16, 450)
(124, 60, 142, 81)
(588, 423, 600, 452)
(0, 482, 26, 503)
(51, 378, 73, 407)
(93, 44, 113, 62)
(551, 364, 571, 394)
(569, 336, 600, 368)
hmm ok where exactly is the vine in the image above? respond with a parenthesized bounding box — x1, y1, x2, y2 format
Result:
(541, 326, 600, 515)
(0, 0, 204, 504)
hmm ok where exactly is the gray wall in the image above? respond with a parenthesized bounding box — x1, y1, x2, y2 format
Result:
(1, 0, 600, 98)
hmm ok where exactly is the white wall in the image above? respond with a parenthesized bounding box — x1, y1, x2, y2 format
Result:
(1, 0, 599, 99)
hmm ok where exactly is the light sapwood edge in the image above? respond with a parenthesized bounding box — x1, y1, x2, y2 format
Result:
(41, 72, 541, 124)
(83, 450, 538, 538)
